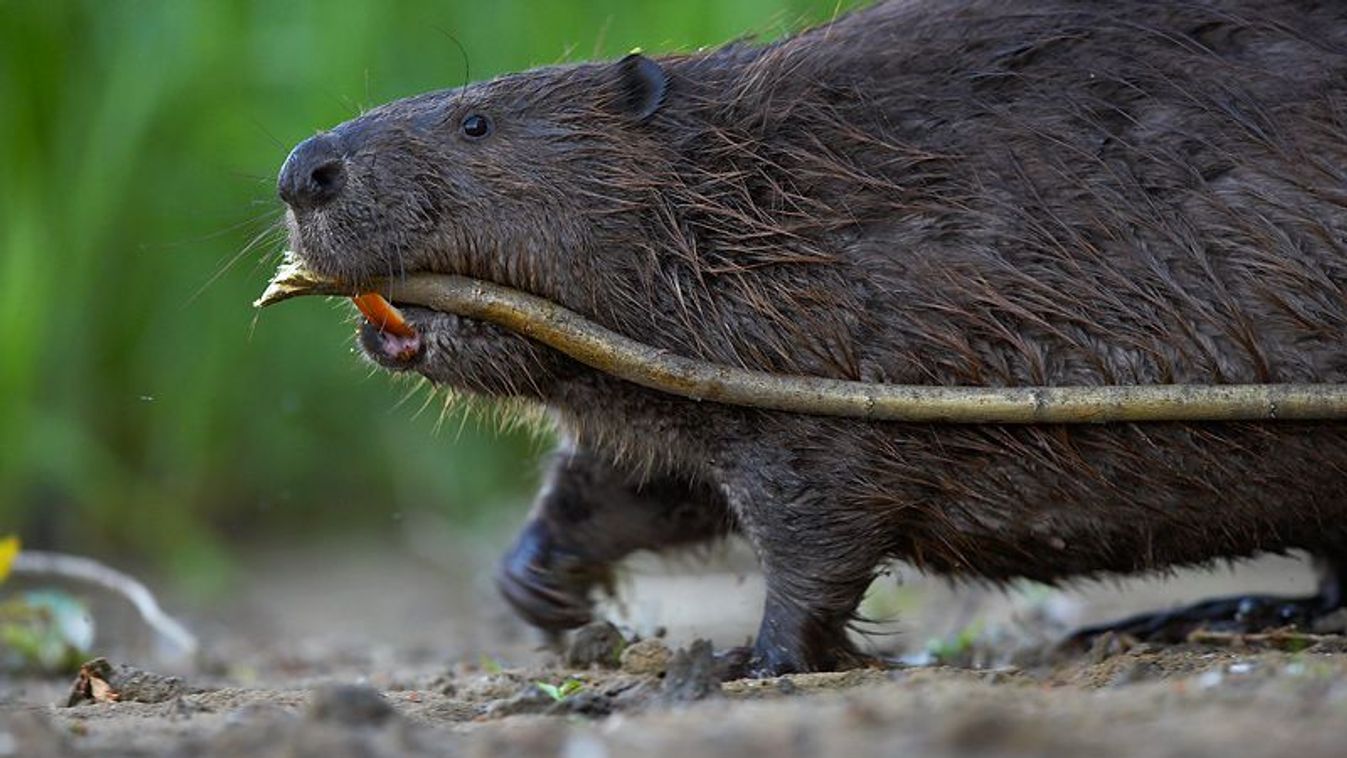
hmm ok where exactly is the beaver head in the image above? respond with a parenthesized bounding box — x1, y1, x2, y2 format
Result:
(276, 30, 899, 407)
(277, 55, 672, 397)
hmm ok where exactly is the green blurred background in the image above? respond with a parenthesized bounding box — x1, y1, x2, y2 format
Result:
(0, 0, 858, 597)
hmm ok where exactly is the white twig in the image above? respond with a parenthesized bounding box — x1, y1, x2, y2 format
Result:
(11, 550, 199, 658)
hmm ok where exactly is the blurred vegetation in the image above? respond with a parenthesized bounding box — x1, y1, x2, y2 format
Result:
(0, 0, 859, 595)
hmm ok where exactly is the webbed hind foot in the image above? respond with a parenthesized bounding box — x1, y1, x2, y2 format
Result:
(1069, 554, 1347, 644)
(1069, 593, 1337, 644)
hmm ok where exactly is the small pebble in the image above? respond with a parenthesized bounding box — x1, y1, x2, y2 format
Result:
(1312, 608, 1347, 634)
(306, 684, 396, 726)
(483, 684, 557, 718)
(662, 639, 721, 703)
(547, 691, 614, 718)
(1085, 632, 1128, 665)
(1109, 659, 1161, 687)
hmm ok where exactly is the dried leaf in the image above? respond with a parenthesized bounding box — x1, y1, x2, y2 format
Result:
(89, 675, 121, 703)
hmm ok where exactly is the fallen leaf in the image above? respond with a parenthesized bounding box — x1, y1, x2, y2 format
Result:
(89, 675, 121, 703)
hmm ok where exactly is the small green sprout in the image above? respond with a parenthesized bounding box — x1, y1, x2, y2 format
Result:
(1282, 636, 1313, 654)
(925, 621, 984, 664)
(479, 653, 504, 674)
(535, 678, 584, 702)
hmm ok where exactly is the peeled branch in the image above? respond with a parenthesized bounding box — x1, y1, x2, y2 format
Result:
(255, 256, 1347, 425)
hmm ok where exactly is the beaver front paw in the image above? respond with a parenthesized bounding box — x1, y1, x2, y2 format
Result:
(495, 519, 613, 633)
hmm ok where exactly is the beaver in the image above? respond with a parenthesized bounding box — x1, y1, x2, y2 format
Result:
(276, 0, 1347, 675)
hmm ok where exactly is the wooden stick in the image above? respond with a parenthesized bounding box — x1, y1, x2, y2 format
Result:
(256, 262, 1347, 424)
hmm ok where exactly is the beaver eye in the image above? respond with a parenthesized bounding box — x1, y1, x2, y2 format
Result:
(461, 114, 492, 140)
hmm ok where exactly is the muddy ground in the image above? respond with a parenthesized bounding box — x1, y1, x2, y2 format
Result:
(4, 525, 1347, 757)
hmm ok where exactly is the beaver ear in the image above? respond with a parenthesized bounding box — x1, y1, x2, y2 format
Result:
(611, 53, 667, 122)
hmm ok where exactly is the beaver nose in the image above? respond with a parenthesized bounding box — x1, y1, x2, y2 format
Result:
(277, 134, 346, 210)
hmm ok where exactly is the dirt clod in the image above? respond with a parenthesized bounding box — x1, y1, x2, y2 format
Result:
(483, 683, 558, 718)
(661, 639, 721, 703)
(459, 671, 529, 701)
(547, 690, 613, 718)
(306, 684, 397, 726)
(620, 638, 672, 675)
(1109, 658, 1163, 687)
(1085, 631, 1132, 664)
(65, 658, 185, 706)
(564, 621, 626, 669)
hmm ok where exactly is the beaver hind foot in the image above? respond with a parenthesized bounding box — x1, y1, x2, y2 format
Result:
(1070, 554, 1347, 644)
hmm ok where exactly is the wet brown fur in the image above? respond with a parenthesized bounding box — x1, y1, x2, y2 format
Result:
(283, 0, 1347, 673)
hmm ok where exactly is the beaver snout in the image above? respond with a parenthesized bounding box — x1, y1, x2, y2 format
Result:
(277, 133, 346, 210)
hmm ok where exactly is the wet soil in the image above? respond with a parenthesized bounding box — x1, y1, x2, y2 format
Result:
(3, 531, 1346, 757)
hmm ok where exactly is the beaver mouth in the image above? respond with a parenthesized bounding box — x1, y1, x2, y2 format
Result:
(350, 292, 425, 367)
(255, 254, 430, 367)
(358, 311, 425, 368)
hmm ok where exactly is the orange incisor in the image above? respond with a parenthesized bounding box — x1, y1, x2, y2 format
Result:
(351, 293, 417, 337)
